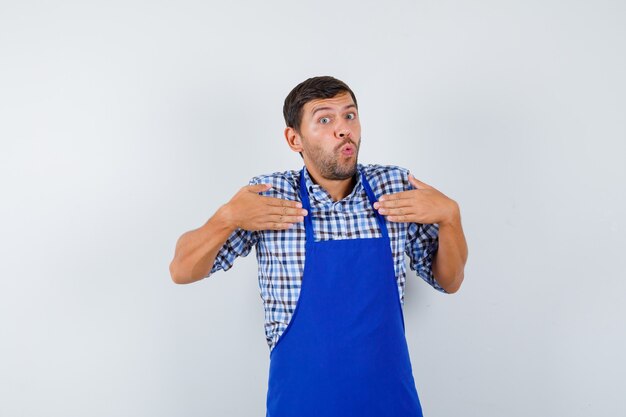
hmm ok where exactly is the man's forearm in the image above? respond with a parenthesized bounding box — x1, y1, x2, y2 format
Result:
(169, 206, 236, 285)
(432, 202, 468, 293)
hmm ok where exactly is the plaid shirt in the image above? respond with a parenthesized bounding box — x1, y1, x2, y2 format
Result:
(208, 163, 445, 352)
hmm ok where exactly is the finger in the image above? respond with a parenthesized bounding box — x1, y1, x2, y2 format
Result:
(409, 174, 432, 190)
(247, 183, 272, 193)
(262, 196, 303, 209)
(378, 207, 411, 216)
(375, 198, 414, 209)
(387, 215, 411, 222)
(270, 214, 305, 224)
(262, 222, 297, 231)
(268, 206, 308, 217)
(378, 191, 413, 202)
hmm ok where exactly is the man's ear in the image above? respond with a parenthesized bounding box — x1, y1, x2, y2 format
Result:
(284, 127, 303, 153)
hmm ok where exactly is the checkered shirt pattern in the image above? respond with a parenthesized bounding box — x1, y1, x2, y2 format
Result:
(208, 163, 445, 352)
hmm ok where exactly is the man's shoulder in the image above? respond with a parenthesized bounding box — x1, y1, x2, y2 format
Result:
(248, 168, 300, 199)
(359, 163, 410, 194)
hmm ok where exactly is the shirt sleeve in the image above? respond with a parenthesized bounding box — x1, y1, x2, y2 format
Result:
(405, 222, 447, 293)
(206, 179, 260, 277)
(207, 227, 258, 277)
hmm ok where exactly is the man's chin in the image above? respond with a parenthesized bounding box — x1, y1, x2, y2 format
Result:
(329, 162, 358, 180)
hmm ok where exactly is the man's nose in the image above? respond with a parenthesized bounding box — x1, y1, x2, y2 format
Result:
(336, 124, 351, 139)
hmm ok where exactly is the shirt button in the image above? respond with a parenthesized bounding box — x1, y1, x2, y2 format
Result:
(334, 203, 343, 212)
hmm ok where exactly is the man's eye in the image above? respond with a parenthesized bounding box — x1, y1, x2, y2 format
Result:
(346, 113, 356, 120)
(319, 117, 331, 124)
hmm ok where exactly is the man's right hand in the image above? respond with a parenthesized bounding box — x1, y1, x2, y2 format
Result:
(170, 183, 308, 284)
(219, 184, 308, 231)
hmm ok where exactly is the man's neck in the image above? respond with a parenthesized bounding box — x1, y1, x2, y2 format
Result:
(305, 165, 357, 202)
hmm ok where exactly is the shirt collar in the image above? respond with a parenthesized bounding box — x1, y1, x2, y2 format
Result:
(302, 164, 363, 204)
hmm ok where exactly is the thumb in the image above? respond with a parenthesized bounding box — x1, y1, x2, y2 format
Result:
(408, 173, 431, 190)
(247, 183, 272, 193)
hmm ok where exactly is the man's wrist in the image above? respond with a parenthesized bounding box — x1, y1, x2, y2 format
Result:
(211, 204, 238, 234)
(439, 199, 461, 228)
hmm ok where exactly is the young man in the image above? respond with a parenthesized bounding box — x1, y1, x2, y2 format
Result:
(169, 76, 468, 417)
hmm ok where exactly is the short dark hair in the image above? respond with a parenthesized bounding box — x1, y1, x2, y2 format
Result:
(283, 76, 358, 134)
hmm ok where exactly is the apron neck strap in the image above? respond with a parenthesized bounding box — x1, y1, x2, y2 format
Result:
(298, 166, 390, 242)
(360, 170, 390, 239)
(299, 168, 315, 242)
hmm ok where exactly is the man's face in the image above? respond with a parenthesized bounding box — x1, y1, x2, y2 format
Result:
(297, 91, 361, 180)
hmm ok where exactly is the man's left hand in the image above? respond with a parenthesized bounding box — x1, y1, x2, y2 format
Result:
(373, 174, 459, 225)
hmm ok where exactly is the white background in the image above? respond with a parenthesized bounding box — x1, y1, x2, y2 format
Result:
(1, 1, 625, 416)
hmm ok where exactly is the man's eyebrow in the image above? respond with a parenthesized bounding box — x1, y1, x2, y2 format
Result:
(311, 104, 357, 117)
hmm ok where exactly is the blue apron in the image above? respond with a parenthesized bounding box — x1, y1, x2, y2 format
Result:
(266, 167, 424, 417)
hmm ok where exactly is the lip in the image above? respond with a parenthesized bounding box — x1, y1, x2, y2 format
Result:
(339, 143, 355, 156)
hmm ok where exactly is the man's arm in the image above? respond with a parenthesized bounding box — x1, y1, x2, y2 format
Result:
(169, 183, 307, 284)
(431, 201, 467, 293)
(169, 206, 238, 284)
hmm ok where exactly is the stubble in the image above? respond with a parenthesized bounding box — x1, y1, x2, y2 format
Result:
(303, 138, 361, 180)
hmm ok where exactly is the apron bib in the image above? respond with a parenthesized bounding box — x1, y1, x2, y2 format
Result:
(266, 167, 423, 417)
